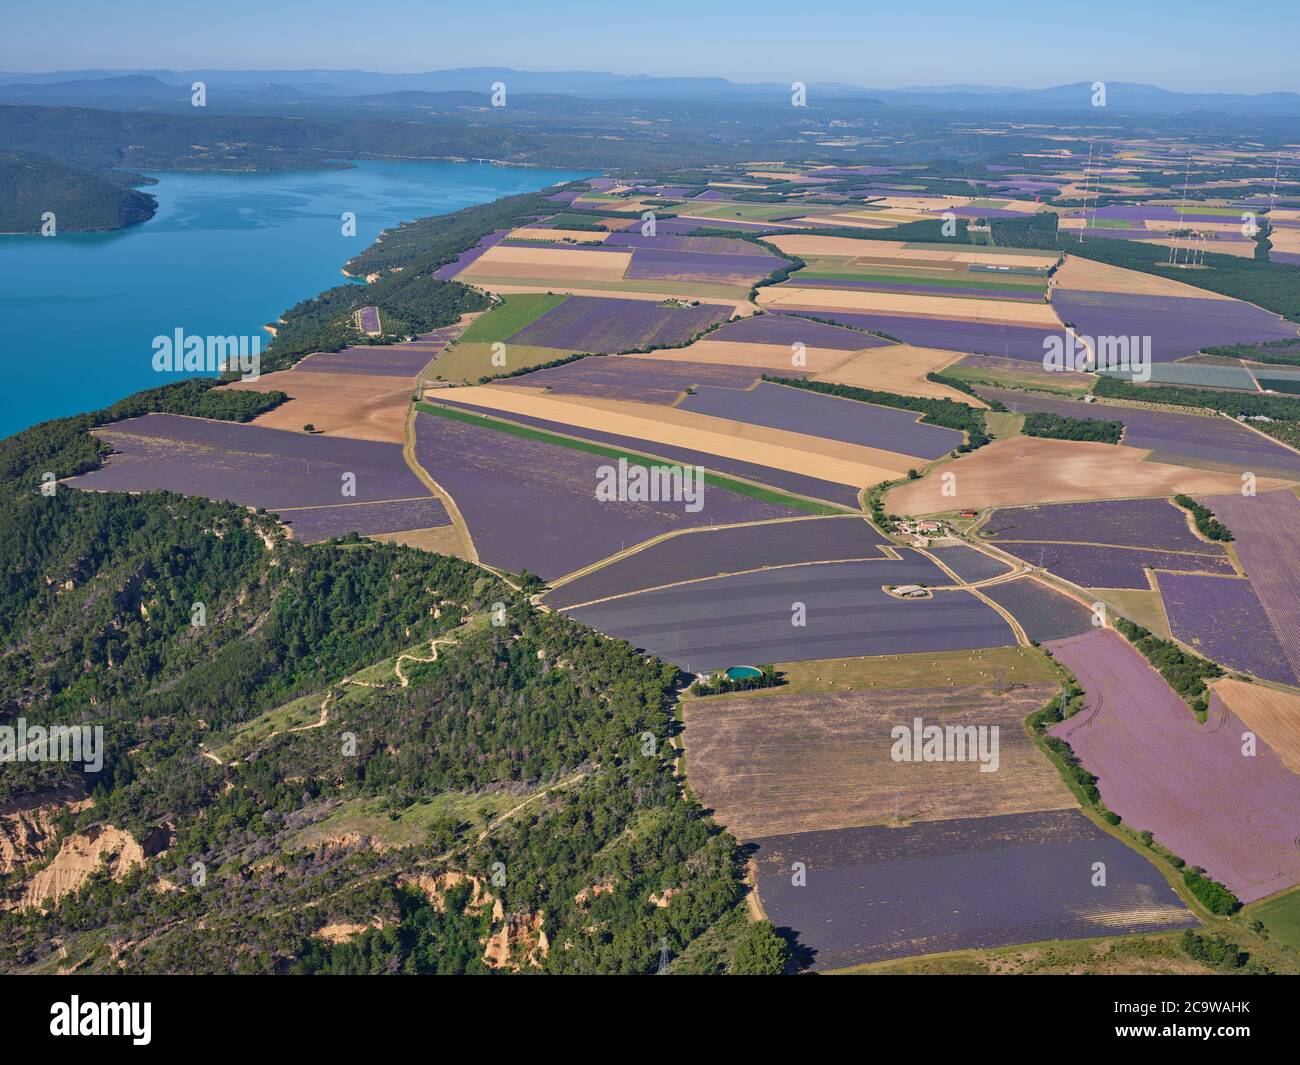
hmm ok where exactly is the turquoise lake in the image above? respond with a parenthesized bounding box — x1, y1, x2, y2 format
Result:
(0, 160, 591, 439)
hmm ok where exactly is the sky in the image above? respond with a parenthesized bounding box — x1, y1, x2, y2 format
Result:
(3, 0, 1297, 94)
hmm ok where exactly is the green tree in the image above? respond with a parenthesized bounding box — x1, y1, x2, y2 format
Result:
(729, 921, 789, 975)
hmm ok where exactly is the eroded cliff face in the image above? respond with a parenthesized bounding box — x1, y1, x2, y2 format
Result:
(0, 794, 93, 876)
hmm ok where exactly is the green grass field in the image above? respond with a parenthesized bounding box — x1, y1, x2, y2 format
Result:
(1250, 887, 1300, 953)
(459, 293, 568, 344)
(416, 400, 846, 515)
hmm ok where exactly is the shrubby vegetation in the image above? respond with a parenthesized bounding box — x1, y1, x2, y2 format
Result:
(1182, 869, 1242, 916)
(1173, 494, 1234, 542)
(1022, 410, 1123, 444)
(1114, 617, 1223, 715)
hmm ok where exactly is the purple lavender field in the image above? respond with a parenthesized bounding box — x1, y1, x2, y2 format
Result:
(412, 410, 797, 578)
(978, 577, 1095, 641)
(296, 323, 463, 377)
(1050, 628, 1300, 902)
(603, 233, 776, 256)
(278, 497, 450, 543)
(753, 810, 1195, 971)
(502, 354, 782, 404)
(996, 542, 1235, 589)
(432, 395, 860, 508)
(624, 248, 778, 283)
(433, 228, 510, 280)
(677, 381, 963, 459)
(1051, 291, 1299, 361)
(784, 310, 1070, 360)
(980, 387, 1300, 477)
(570, 554, 1016, 671)
(506, 296, 730, 352)
(544, 514, 886, 609)
(927, 543, 1015, 583)
(981, 498, 1225, 553)
(1155, 572, 1297, 683)
(70, 414, 430, 509)
(707, 313, 885, 350)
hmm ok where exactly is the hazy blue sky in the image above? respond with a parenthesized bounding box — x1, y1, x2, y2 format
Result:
(3, 0, 1296, 94)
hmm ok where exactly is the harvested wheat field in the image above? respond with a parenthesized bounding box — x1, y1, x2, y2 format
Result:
(480, 283, 745, 308)
(368, 524, 469, 558)
(629, 339, 859, 374)
(885, 437, 1286, 515)
(434, 385, 915, 485)
(225, 371, 413, 444)
(683, 682, 1069, 841)
(758, 287, 1063, 327)
(815, 345, 985, 406)
(460, 244, 632, 282)
(1053, 255, 1233, 299)
(1211, 678, 1300, 775)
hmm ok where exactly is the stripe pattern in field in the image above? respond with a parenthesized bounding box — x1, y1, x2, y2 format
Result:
(1198, 489, 1300, 682)
(1155, 572, 1296, 683)
(1049, 627, 1300, 903)
(676, 381, 963, 459)
(505, 295, 731, 352)
(67, 414, 450, 542)
(706, 313, 887, 350)
(544, 515, 887, 609)
(295, 322, 468, 377)
(980, 497, 1226, 553)
(499, 353, 789, 404)
(412, 411, 798, 579)
(752, 810, 1195, 971)
(430, 396, 862, 508)
(927, 543, 1016, 583)
(994, 542, 1235, 590)
(979, 387, 1300, 477)
(569, 556, 1017, 672)
(977, 577, 1095, 641)
(684, 683, 1068, 842)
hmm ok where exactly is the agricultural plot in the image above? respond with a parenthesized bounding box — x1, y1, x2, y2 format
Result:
(683, 683, 1068, 841)
(224, 370, 413, 444)
(429, 386, 912, 489)
(1155, 572, 1296, 684)
(623, 247, 778, 286)
(294, 331, 455, 378)
(949, 353, 1095, 395)
(706, 312, 884, 350)
(569, 556, 1017, 673)
(676, 381, 964, 459)
(1105, 361, 1258, 390)
(71, 413, 427, 509)
(493, 354, 772, 403)
(544, 515, 887, 609)
(431, 227, 510, 279)
(1211, 678, 1300, 776)
(980, 497, 1225, 553)
(277, 497, 451, 544)
(1050, 628, 1300, 903)
(1052, 256, 1236, 299)
(927, 543, 1016, 583)
(979, 387, 1300, 478)
(1050, 291, 1299, 362)
(429, 396, 862, 509)
(814, 345, 983, 406)
(411, 410, 797, 579)
(753, 810, 1195, 971)
(506, 296, 731, 352)
(458, 243, 633, 283)
(759, 286, 1063, 328)
(458, 292, 569, 343)
(1201, 489, 1300, 681)
(770, 310, 1071, 360)
(996, 542, 1235, 590)
(978, 577, 1095, 642)
(886, 437, 1268, 515)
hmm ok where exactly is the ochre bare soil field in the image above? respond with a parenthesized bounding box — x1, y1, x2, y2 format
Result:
(226, 371, 413, 444)
(1053, 255, 1233, 299)
(436, 385, 916, 484)
(1211, 677, 1300, 775)
(815, 345, 984, 406)
(683, 682, 1069, 841)
(886, 437, 1288, 515)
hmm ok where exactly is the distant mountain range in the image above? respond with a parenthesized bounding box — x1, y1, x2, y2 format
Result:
(1, 69, 1297, 115)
